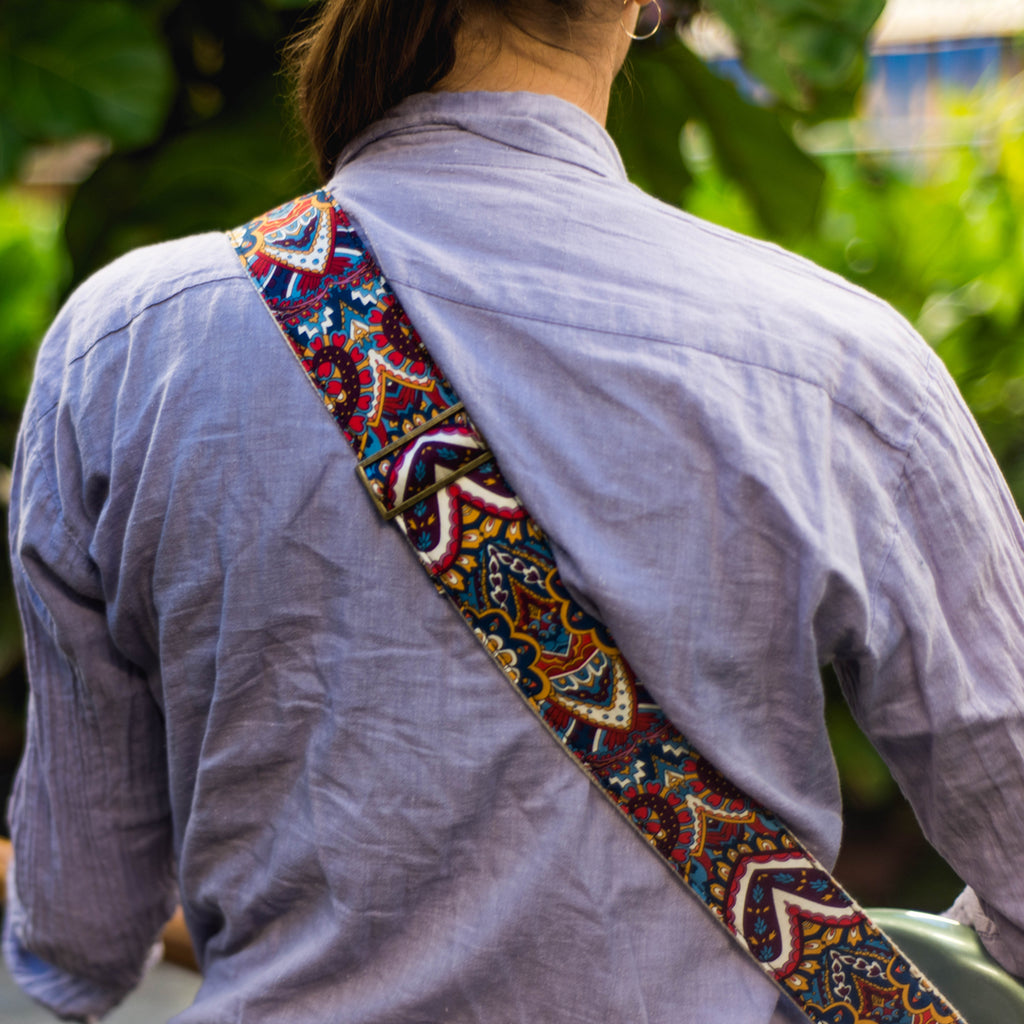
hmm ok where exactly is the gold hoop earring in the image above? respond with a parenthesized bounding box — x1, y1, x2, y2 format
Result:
(622, 0, 662, 41)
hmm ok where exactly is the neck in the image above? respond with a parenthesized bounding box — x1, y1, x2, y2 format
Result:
(435, 8, 630, 125)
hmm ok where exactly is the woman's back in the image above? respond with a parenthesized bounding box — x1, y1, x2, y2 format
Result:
(7, 5, 1024, 1022)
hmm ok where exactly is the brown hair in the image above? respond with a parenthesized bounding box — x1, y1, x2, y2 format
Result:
(288, 0, 596, 181)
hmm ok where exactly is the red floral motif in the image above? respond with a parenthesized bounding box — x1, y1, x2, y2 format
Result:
(368, 293, 427, 369)
(622, 781, 694, 862)
(681, 756, 748, 813)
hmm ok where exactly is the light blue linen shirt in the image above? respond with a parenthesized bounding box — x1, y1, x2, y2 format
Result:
(6, 90, 1024, 1023)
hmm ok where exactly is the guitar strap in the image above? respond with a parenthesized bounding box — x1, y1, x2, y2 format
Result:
(229, 190, 967, 1024)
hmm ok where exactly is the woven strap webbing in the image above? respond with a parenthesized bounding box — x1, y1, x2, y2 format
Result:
(229, 191, 966, 1024)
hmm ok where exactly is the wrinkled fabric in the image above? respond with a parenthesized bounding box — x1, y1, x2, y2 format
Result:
(6, 90, 1024, 1023)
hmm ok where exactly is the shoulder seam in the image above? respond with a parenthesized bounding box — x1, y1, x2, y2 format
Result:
(863, 347, 943, 650)
(67, 270, 249, 370)
(28, 269, 251, 427)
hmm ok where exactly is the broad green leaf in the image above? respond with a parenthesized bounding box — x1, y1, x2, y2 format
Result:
(781, 20, 862, 90)
(611, 58, 695, 206)
(0, 0, 174, 153)
(706, 0, 884, 114)
(65, 105, 316, 283)
(620, 41, 825, 237)
(679, 46, 825, 236)
(0, 116, 27, 182)
(0, 189, 66, 415)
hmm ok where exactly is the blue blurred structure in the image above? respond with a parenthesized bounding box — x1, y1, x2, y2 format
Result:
(871, 37, 1007, 111)
(864, 4, 1022, 154)
(687, 0, 1024, 156)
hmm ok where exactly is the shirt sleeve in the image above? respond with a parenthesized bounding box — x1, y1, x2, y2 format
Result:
(3, 397, 177, 1019)
(837, 349, 1024, 977)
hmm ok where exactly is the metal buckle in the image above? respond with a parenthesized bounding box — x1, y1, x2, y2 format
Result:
(355, 401, 493, 521)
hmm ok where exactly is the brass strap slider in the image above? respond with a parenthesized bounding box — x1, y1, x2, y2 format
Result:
(355, 401, 493, 521)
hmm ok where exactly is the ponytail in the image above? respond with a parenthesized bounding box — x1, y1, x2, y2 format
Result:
(288, 1, 465, 182)
(288, 0, 601, 181)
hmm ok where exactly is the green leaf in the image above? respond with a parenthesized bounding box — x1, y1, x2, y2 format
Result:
(619, 41, 825, 237)
(706, 0, 884, 115)
(611, 59, 695, 206)
(0, 0, 174, 153)
(0, 189, 66, 419)
(0, 115, 27, 182)
(65, 104, 316, 283)
(683, 49, 825, 236)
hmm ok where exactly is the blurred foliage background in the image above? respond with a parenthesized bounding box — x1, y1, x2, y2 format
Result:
(2, 0, 1022, 913)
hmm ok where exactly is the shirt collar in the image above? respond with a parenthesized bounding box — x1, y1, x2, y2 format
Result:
(336, 90, 628, 183)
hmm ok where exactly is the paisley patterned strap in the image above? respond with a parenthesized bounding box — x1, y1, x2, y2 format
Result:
(228, 191, 968, 1024)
